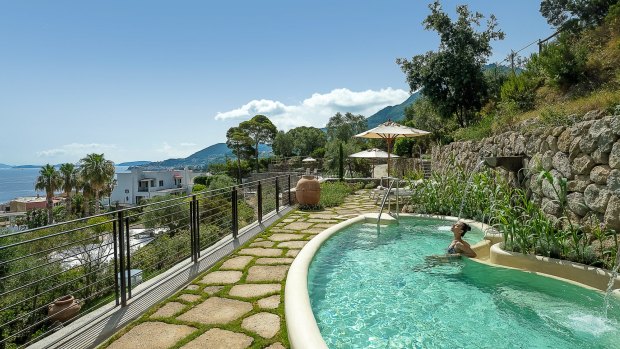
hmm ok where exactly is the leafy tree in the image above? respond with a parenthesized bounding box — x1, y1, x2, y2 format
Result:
(536, 33, 588, 89)
(226, 126, 255, 183)
(143, 195, 190, 237)
(79, 153, 115, 214)
(326, 112, 367, 143)
(239, 115, 277, 172)
(396, 1, 504, 127)
(35, 164, 62, 224)
(540, 0, 617, 30)
(59, 163, 79, 216)
(272, 131, 294, 157)
(289, 126, 327, 156)
(500, 73, 539, 111)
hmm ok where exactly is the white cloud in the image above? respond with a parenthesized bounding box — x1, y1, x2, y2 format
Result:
(37, 143, 117, 157)
(214, 87, 410, 130)
(156, 142, 201, 159)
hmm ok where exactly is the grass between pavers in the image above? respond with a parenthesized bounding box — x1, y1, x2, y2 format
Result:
(98, 210, 319, 349)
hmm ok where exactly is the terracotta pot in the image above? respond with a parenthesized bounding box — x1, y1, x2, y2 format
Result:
(48, 295, 81, 323)
(296, 175, 321, 205)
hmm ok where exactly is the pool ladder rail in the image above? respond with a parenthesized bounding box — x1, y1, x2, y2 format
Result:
(377, 177, 400, 225)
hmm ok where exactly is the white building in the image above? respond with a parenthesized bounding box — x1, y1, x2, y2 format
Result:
(110, 168, 201, 205)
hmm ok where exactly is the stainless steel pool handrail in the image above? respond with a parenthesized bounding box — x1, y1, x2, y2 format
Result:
(377, 177, 398, 225)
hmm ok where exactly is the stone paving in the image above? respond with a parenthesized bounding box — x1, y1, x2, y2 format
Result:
(101, 190, 378, 349)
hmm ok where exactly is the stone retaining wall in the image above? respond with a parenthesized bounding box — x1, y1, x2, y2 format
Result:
(431, 111, 620, 231)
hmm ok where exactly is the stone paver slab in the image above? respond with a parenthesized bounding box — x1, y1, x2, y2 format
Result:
(177, 297, 252, 325)
(307, 214, 338, 219)
(200, 271, 242, 285)
(203, 286, 224, 295)
(150, 302, 185, 318)
(257, 295, 280, 309)
(241, 312, 280, 339)
(179, 294, 201, 303)
(268, 233, 301, 241)
(185, 285, 200, 291)
(250, 241, 275, 248)
(282, 218, 295, 222)
(278, 240, 308, 249)
(180, 328, 253, 349)
(220, 256, 253, 270)
(255, 257, 294, 265)
(282, 222, 313, 230)
(265, 343, 286, 349)
(314, 223, 337, 228)
(246, 265, 289, 282)
(108, 322, 195, 349)
(286, 249, 300, 257)
(229, 284, 280, 298)
(238, 248, 283, 257)
(306, 219, 338, 223)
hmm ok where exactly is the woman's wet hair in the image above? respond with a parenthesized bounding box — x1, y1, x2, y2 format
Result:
(460, 222, 471, 236)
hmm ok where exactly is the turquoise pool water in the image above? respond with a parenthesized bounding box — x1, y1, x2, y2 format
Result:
(308, 218, 620, 349)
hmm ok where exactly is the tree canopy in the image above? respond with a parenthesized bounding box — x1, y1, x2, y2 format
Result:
(226, 126, 254, 183)
(326, 112, 367, 143)
(396, 1, 504, 127)
(540, 0, 618, 30)
(273, 126, 327, 157)
(239, 115, 277, 171)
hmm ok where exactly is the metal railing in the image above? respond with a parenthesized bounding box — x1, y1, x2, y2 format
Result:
(0, 173, 300, 348)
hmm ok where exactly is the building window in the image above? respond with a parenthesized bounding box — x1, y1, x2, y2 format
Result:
(126, 196, 129, 201)
(125, 189, 129, 194)
(159, 180, 164, 187)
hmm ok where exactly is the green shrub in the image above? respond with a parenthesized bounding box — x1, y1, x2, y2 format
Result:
(500, 73, 538, 111)
(192, 184, 206, 193)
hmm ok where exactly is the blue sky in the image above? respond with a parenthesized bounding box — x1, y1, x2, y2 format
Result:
(0, 1, 553, 165)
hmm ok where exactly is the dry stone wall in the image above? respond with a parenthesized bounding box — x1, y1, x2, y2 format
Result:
(431, 111, 620, 231)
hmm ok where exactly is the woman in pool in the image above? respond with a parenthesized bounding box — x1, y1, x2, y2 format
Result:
(447, 222, 476, 258)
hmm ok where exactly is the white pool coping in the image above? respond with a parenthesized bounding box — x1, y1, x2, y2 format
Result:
(284, 213, 487, 349)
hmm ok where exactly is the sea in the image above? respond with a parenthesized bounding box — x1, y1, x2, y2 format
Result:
(0, 166, 130, 205)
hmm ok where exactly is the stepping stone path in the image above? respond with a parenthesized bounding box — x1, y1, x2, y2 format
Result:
(105, 190, 377, 348)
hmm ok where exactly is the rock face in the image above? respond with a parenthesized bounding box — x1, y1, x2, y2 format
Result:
(431, 110, 619, 231)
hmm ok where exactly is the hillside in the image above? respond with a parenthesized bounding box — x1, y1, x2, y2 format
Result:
(366, 92, 420, 128)
(0, 163, 12, 168)
(117, 161, 151, 167)
(144, 143, 272, 168)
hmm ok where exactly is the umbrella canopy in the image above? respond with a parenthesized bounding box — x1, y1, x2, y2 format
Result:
(349, 148, 399, 159)
(354, 120, 430, 176)
(302, 157, 317, 162)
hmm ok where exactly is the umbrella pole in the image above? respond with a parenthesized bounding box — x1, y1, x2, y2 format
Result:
(387, 138, 393, 178)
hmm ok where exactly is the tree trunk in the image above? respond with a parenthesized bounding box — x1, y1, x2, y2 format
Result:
(236, 155, 241, 184)
(65, 191, 72, 216)
(46, 191, 53, 224)
(255, 141, 259, 173)
(94, 190, 100, 215)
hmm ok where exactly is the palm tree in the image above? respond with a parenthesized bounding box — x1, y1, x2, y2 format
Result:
(59, 163, 79, 216)
(35, 164, 62, 224)
(79, 153, 115, 215)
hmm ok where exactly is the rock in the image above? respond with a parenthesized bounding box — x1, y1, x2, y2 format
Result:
(592, 148, 610, 164)
(567, 175, 591, 193)
(567, 192, 589, 216)
(611, 115, 620, 135)
(604, 195, 620, 232)
(542, 197, 561, 216)
(542, 151, 554, 171)
(571, 120, 594, 137)
(584, 109, 605, 120)
(552, 126, 566, 137)
(580, 134, 598, 153)
(547, 135, 558, 152)
(176, 297, 252, 324)
(608, 169, 620, 194)
(241, 312, 280, 339)
(552, 152, 572, 178)
(572, 155, 596, 175)
(584, 184, 612, 213)
(540, 171, 562, 200)
(610, 142, 620, 169)
(180, 328, 253, 349)
(108, 322, 195, 349)
(590, 165, 611, 185)
(557, 130, 572, 152)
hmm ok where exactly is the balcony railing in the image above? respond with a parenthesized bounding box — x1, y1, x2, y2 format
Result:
(0, 173, 300, 348)
(137, 187, 149, 192)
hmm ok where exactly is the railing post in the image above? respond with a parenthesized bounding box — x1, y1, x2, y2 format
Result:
(125, 216, 132, 299)
(232, 186, 238, 239)
(190, 199, 196, 263)
(112, 219, 119, 306)
(257, 181, 263, 223)
(288, 175, 291, 206)
(194, 195, 200, 260)
(275, 177, 280, 213)
(117, 210, 127, 307)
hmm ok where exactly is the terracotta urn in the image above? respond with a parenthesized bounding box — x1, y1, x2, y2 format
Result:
(48, 295, 81, 323)
(295, 175, 321, 205)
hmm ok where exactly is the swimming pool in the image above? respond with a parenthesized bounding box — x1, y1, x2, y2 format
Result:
(306, 217, 620, 349)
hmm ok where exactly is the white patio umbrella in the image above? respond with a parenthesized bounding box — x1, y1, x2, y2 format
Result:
(349, 148, 399, 178)
(354, 120, 430, 176)
(301, 157, 316, 162)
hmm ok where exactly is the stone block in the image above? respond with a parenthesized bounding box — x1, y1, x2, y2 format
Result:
(608, 169, 620, 194)
(610, 142, 620, 169)
(552, 152, 572, 178)
(557, 129, 572, 152)
(611, 115, 620, 135)
(200, 271, 242, 285)
(542, 150, 554, 171)
(591, 148, 610, 164)
(241, 312, 280, 339)
(584, 184, 611, 213)
(108, 322, 195, 349)
(177, 297, 252, 325)
(567, 175, 591, 193)
(246, 265, 289, 282)
(180, 328, 253, 349)
(572, 154, 596, 175)
(590, 165, 611, 185)
(228, 284, 281, 298)
(604, 195, 620, 232)
(151, 302, 185, 319)
(220, 256, 254, 270)
(567, 192, 589, 216)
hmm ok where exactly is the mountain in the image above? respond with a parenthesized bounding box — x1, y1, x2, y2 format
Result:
(366, 92, 421, 128)
(12, 165, 43, 169)
(117, 161, 151, 167)
(0, 163, 12, 169)
(143, 143, 273, 168)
